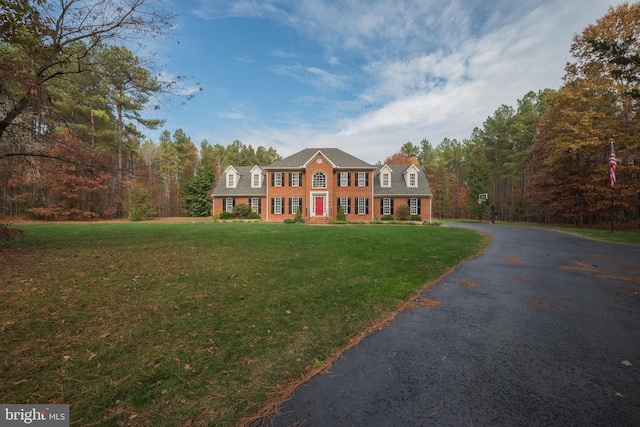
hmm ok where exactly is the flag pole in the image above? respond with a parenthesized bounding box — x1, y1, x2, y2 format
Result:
(611, 185, 614, 233)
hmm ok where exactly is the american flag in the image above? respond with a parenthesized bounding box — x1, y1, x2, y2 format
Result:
(610, 142, 617, 188)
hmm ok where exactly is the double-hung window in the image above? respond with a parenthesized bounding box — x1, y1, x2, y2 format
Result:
(290, 172, 300, 187)
(273, 172, 283, 187)
(272, 197, 283, 214)
(252, 173, 261, 188)
(227, 174, 235, 187)
(382, 198, 393, 215)
(408, 173, 417, 187)
(338, 197, 350, 214)
(251, 198, 261, 213)
(409, 198, 420, 215)
(357, 172, 368, 187)
(225, 198, 234, 212)
(339, 172, 349, 187)
(289, 197, 301, 214)
(356, 197, 368, 215)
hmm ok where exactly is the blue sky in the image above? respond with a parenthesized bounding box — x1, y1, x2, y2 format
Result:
(144, 0, 625, 164)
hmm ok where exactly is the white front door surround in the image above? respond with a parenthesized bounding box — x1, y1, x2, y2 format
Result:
(310, 192, 328, 217)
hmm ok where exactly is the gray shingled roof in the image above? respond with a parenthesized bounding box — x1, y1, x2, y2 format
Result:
(210, 166, 266, 196)
(373, 165, 432, 197)
(264, 148, 375, 170)
(211, 154, 432, 198)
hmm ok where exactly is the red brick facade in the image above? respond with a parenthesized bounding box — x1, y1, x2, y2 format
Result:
(211, 149, 432, 223)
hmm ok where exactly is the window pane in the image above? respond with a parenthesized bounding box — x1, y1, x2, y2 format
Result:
(251, 198, 259, 213)
(339, 197, 349, 214)
(291, 172, 300, 187)
(225, 198, 233, 212)
(382, 174, 389, 187)
(357, 172, 366, 186)
(313, 172, 326, 188)
(339, 172, 348, 186)
(274, 173, 283, 187)
(383, 198, 391, 215)
(410, 198, 418, 215)
(227, 174, 234, 187)
(274, 197, 282, 214)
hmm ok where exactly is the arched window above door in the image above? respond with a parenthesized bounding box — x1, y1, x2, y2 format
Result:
(312, 172, 326, 188)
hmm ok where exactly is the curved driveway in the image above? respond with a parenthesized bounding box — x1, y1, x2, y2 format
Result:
(253, 224, 640, 426)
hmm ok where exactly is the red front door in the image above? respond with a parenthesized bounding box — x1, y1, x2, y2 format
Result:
(315, 197, 324, 216)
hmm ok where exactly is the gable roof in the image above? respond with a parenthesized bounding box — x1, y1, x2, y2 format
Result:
(263, 148, 375, 170)
(374, 164, 432, 197)
(211, 166, 266, 196)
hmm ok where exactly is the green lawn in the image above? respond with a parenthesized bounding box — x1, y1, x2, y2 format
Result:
(0, 221, 487, 426)
(549, 227, 640, 244)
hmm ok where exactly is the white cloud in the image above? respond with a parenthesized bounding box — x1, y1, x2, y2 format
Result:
(272, 64, 348, 90)
(182, 0, 625, 163)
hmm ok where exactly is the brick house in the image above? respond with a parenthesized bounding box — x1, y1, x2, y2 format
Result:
(210, 148, 432, 223)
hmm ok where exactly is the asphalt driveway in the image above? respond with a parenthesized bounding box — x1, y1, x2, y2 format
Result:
(252, 223, 640, 427)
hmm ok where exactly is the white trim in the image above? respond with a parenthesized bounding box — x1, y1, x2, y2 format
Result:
(402, 164, 421, 188)
(378, 165, 393, 187)
(224, 165, 239, 188)
(310, 191, 329, 217)
(312, 171, 327, 188)
(303, 151, 337, 168)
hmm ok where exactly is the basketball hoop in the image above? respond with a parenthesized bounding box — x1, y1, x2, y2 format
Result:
(478, 193, 488, 204)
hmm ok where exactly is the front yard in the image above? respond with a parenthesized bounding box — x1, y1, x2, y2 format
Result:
(0, 221, 487, 426)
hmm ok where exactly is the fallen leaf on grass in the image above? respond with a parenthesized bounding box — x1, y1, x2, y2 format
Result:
(62, 356, 71, 363)
(621, 360, 633, 367)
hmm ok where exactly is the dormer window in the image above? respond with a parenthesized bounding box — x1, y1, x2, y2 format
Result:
(379, 165, 392, 187)
(227, 173, 235, 188)
(403, 165, 420, 188)
(252, 173, 260, 187)
(408, 172, 417, 187)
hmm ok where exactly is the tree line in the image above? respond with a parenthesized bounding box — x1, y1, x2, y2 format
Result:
(393, 3, 640, 227)
(1, 2, 638, 225)
(0, 0, 281, 220)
